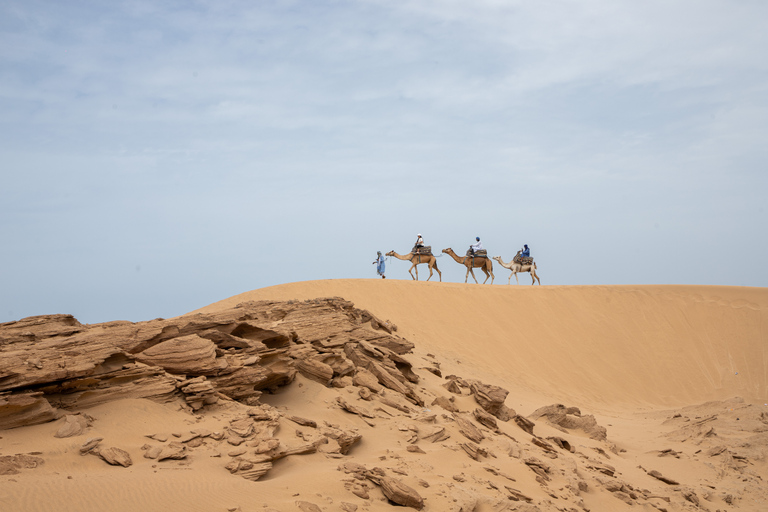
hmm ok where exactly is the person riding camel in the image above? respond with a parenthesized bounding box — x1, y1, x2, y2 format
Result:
(469, 237, 483, 255)
(415, 234, 424, 249)
(522, 244, 530, 258)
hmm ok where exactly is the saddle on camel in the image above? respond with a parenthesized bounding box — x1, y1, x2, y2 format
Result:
(412, 245, 433, 255)
(513, 252, 534, 266)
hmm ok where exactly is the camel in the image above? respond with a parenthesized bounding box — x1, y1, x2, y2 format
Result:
(441, 248, 494, 284)
(385, 250, 442, 281)
(493, 252, 541, 285)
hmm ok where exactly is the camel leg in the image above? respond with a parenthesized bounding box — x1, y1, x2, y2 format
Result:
(467, 267, 478, 284)
(414, 264, 419, 281)
(426, 262, 441, 282)
(532, 270, 541, 285)
(507, 272, 512, 285)
(514, 272, 519, 285)
(408, 263, 417, 281)
(481, 262, 493, 284)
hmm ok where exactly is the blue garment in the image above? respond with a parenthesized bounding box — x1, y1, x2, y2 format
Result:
(522, 247, 530, 258)
(376, 255, 385, 275)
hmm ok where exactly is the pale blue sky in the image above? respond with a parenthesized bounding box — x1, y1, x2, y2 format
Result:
(2, 0, 767, 323)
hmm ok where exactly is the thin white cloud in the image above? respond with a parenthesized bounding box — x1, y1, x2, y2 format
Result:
(1, 0, 767, 322)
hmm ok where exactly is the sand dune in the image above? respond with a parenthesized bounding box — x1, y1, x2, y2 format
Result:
(193, 280, 768, 409)
(2, 280, 767, 512)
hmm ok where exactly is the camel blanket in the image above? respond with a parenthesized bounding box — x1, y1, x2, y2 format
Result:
(466, 249, 488, 257)
(411, 246, 433, 255)
(513, 256, 534, 265)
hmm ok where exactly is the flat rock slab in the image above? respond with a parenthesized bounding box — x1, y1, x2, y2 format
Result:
(98, 447, 132, 467)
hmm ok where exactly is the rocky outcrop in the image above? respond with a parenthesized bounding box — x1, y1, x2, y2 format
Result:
(5, 295, 767, 512)
(0, 314, 84, 342)
(0, 393, 57, 429)
(528, 404, 608, 441)
(468, 380, 514, 421)
(0, 298, 418, 430)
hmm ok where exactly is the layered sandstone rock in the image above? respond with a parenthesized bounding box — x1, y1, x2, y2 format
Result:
(0, 393, 58, 429)
(0, 298, 420, 430)
(528, 404, 608, 441)
(135, 334, 221, 375)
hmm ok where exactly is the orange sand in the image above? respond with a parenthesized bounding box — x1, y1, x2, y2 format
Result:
(2, 280, 767, 511)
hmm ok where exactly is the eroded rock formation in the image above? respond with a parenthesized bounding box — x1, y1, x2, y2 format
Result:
(0, 298, 413, 430)
(528, 404, 608, 441)
(4, 298, 764, 511)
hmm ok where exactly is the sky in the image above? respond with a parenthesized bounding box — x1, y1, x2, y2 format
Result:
(2, 0, 767, 324)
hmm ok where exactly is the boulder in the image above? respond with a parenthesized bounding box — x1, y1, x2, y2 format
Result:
(54, 414, 90, 438)
(97, 447, 133, 467)
(468, 380, 513, 421)
(379, 476, 424, 509)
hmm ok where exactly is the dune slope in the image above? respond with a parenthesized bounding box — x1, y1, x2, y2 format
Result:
(192, 280, 768, 409)
(2, 280, 767, 512)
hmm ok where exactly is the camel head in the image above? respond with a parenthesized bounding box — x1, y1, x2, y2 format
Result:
(492, 256, 501, 262)
(385, 251, 395, 257)
(441, 248, 453, 254)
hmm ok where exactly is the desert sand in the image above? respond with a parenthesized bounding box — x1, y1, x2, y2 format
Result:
(2, 280, 767, 512)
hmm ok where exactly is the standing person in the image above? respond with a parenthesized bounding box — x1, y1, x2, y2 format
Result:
(470, 237, 483, 255)
(373, 251, 386, 279)
(522, 244, 530, 258)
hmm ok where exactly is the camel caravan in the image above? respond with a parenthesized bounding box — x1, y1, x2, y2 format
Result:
(384, 235, 540, 285)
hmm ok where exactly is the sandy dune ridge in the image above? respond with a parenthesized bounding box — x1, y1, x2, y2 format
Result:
(195, 280, 768, 408)
(1, 280, 767, 512)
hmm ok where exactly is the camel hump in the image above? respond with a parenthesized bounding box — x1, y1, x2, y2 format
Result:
(412, 246, 433, 255)
(465, 249, 487, 257)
